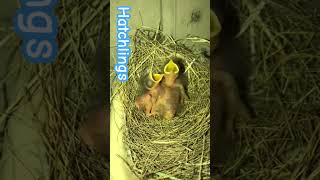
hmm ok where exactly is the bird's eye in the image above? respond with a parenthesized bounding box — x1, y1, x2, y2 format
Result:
(146, 80, 153, 88)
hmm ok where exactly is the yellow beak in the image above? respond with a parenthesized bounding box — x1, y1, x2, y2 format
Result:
(210, 10, 221, 38)
(146, 72, 164, 89)
(164, 60, 179, 74)
(149, 72, 164, 83)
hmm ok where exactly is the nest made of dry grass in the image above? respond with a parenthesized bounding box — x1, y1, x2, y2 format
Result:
(0, 1, 110, 178)
(113, 27, 210, 179)
(213, 0, 320, 179)
(40, 1, 110, 180)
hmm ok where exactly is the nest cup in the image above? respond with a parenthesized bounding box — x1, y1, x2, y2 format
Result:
(118, 27, 211, 179)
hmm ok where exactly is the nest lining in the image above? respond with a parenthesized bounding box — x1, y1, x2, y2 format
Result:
(117, 27, 210, 179)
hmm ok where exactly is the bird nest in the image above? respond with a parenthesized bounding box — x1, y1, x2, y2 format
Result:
(115, 27, 210, 179)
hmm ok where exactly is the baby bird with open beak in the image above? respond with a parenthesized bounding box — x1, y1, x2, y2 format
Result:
(152, 59, 188, 120)
(135, 72, 163, 116)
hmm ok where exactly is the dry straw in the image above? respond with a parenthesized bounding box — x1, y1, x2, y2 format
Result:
(40, 1, 109, 179)
(112, 27, 210, 179)
(1, 0, 110, 179)
(1, 0, 319, 179)
(212, 0, 320, 179)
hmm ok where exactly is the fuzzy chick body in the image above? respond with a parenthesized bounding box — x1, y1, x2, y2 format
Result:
(135, 59, 188, 120)
(152, 73, 185, 120)
(135, 83, 162, 117)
